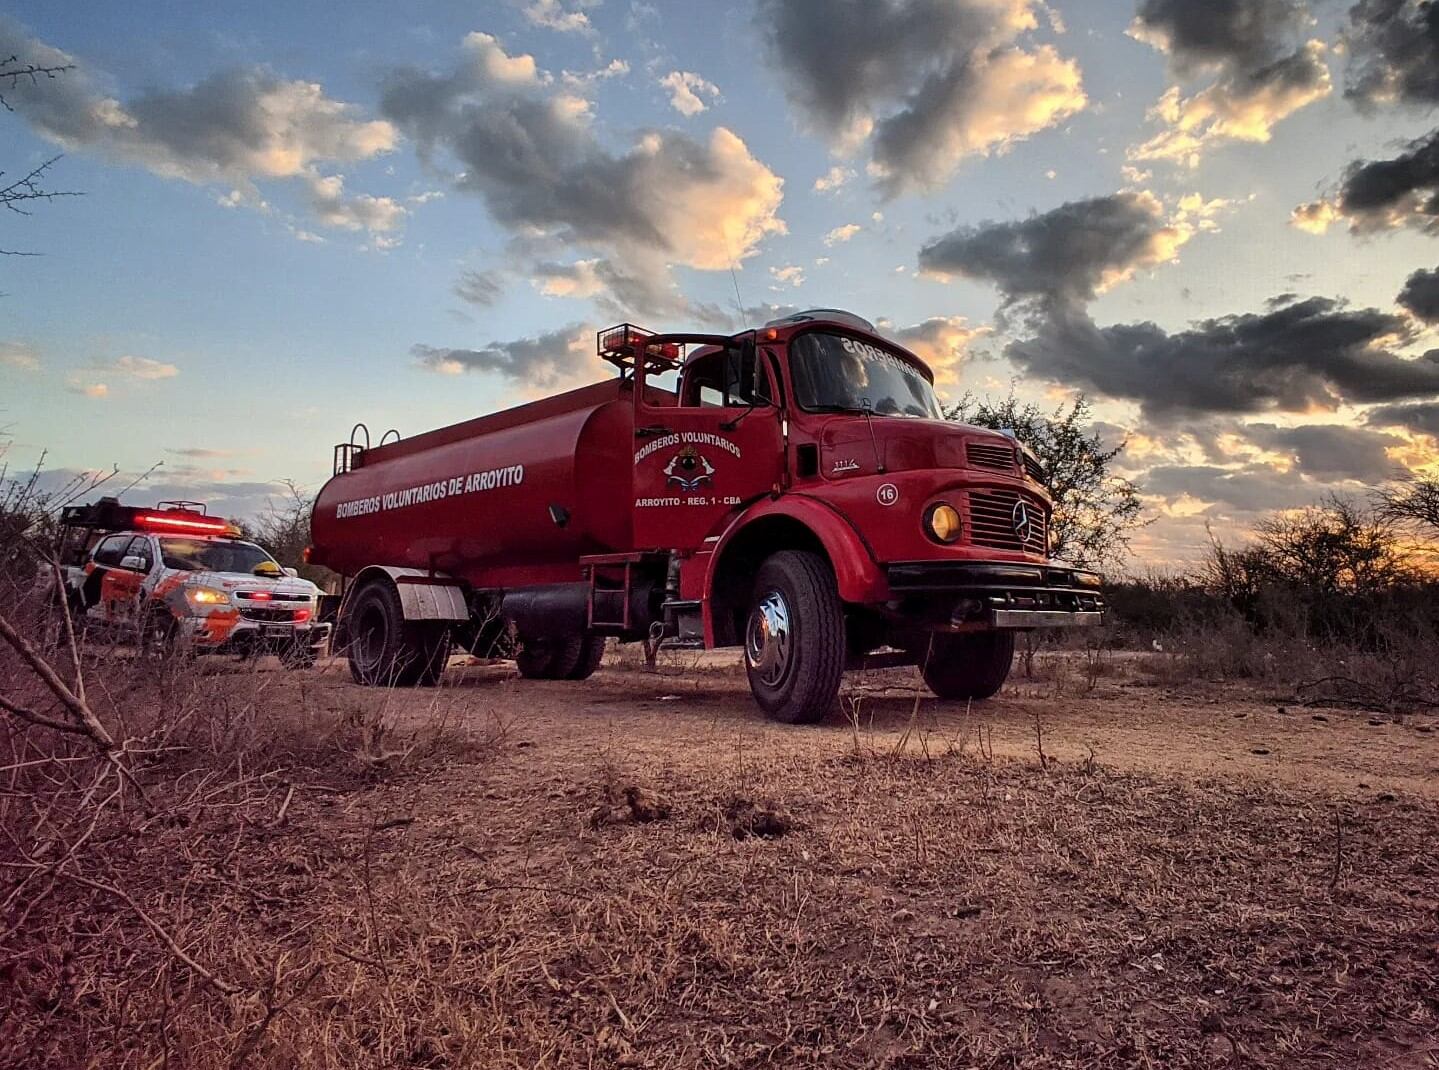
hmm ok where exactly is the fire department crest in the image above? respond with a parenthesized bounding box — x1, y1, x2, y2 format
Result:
(663, 445, 715, 491)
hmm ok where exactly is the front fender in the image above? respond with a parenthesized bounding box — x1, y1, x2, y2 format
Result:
(705, 494, 889, 605)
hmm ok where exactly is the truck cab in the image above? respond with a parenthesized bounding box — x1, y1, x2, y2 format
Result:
(313, 308, 1102, 721)
(620, 310, 1103, 716)
(56, 498, 330, 666)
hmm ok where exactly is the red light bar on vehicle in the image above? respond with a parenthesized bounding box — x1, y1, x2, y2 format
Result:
(134, 512, 231, 534)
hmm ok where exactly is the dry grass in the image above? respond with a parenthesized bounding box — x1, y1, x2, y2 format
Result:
(4, 647, 1437, 1068)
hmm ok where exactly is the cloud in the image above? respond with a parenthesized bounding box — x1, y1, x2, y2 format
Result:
(532, 258, 605, 298)
(0, 341, 40, 372)
(1241, 422, 1406, 481)
(1367, 400, 1439, 436)
(1290, 198, 1340, 233)
(1007, 295, 1439, 421)
(756, 0, 1084, 194)
(1128, 0, 1330, 166)
(878, 315, 987, 386)
(305, 174, 406, 232)
(561, 59, 630, 89)
(1398, 265, 1439, 324)
(659, 71, 720, 117)
(380, 32, 785, 319)
(1345, 0, 1439, 109)
(523, 0, 594, 33)
(824, 223, 861, 245)
(917, 191, 1191, 315)
(919, 190, 1439, 424)
(869, 44, 1086, 193)
(65, 376, 108, 398)
(1302, 126, 1439, 235)
(453, 269, 504, 306)
(109, 355, 179, 380)
(0, 17, 399, 232)
(412, 323, 601, 387)
(1143, 463, 1330, 511)
(166, 447, 238, 459)
(813, 166, 854, 193)
(769, 264, 805, 288)
(1130, 0, 1311, 75)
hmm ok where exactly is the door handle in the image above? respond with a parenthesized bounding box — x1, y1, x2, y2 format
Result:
(636, 425, 672, 438)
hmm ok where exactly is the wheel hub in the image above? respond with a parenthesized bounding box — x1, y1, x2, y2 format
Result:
(745, 589, 792, 686)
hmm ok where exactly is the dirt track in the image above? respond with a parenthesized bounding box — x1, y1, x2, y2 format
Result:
(364, 648, 1439, 801)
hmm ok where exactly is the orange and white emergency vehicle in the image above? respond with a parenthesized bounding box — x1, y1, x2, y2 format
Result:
(55, 498, 330, 665)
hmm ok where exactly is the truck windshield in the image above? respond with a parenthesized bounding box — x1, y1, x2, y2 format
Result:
(789, 332, 942, 418)
(159, 538, 276, 574)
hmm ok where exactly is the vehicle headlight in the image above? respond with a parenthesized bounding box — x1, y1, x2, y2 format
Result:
(925, 502, 962, 544)
(185, 586, 231, 606)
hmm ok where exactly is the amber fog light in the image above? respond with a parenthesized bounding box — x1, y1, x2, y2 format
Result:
(925, 502, 962, 543)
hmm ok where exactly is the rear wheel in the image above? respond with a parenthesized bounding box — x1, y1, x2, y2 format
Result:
(516, 632, 605, 680)
(345, 582, 450, 686)
(565, 634, 606, 680)
(919, 631, 1014, 701)
(743, 551, 845, 724)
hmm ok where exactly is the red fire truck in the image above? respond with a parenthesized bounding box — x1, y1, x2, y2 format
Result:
(310, 309, 1103, 722)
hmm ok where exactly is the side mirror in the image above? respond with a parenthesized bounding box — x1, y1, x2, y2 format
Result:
(283, 566, 299, 577)
(120, 555, 147, 572)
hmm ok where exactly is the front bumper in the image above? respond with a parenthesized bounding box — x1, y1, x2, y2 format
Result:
(189, 618, 332, 652)
(885, 561, 1104, 629)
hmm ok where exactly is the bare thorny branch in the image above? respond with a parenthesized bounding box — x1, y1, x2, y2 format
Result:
(1, 56, 81, 255)
(1, 56, 74, 109)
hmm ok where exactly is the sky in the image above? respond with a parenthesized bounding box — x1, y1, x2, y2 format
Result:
(2, 0, 1438, 567)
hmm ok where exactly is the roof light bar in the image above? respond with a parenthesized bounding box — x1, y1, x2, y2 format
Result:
(134, 512, 230, 534)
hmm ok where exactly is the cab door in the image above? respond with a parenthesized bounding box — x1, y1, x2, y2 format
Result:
(632, 345, 785, 550)
(98, 536, 152, 631)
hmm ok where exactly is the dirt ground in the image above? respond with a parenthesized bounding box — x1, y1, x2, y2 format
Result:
(8, 647, 1438, 1068)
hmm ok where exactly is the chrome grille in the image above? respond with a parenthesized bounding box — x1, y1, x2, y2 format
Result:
(967, 489, 1048, 553)
(966, 441, 1016, 472)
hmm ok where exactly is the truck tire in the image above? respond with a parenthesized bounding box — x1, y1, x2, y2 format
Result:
(744, 550, 845, 724)
(565, 633, 605, 680)
(919, 632, 1014, 701)
(346, 581, 451, 687)
(515, 639, 557, 679)
(516, 633, 602, 679)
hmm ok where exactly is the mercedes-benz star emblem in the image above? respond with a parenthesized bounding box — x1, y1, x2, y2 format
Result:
(1011, 500, 1034, 545)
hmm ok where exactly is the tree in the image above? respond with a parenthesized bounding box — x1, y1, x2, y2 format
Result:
(947, 392, 1144, 568)
(250, 480, 336, 588)
(1251, 494, 1414, 597)
(2, 54, 78, 257)
(1376, 477, 1439, 537)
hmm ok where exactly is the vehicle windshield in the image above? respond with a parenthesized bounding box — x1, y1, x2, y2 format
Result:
(159, 537, 276, 574)
(789, 332, 942, 419)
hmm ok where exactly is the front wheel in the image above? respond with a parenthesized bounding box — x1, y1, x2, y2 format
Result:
(744, 551, 845, 724)
(919, 631, 1014, 701)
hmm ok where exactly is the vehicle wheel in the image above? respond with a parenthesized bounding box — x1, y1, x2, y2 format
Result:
(345, 581, 451, 686)
(139, 609, 180, 659)
(919, 631, 1015, 701)
(515, 639, 556, 679)
(743, 550, 845, 724)
(564, 633, 606, 680)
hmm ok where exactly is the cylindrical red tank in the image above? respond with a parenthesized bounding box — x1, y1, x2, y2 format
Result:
(311, 380, 637, 588)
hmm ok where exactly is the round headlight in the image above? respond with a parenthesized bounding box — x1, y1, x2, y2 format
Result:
(925, 502, 962, 544)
